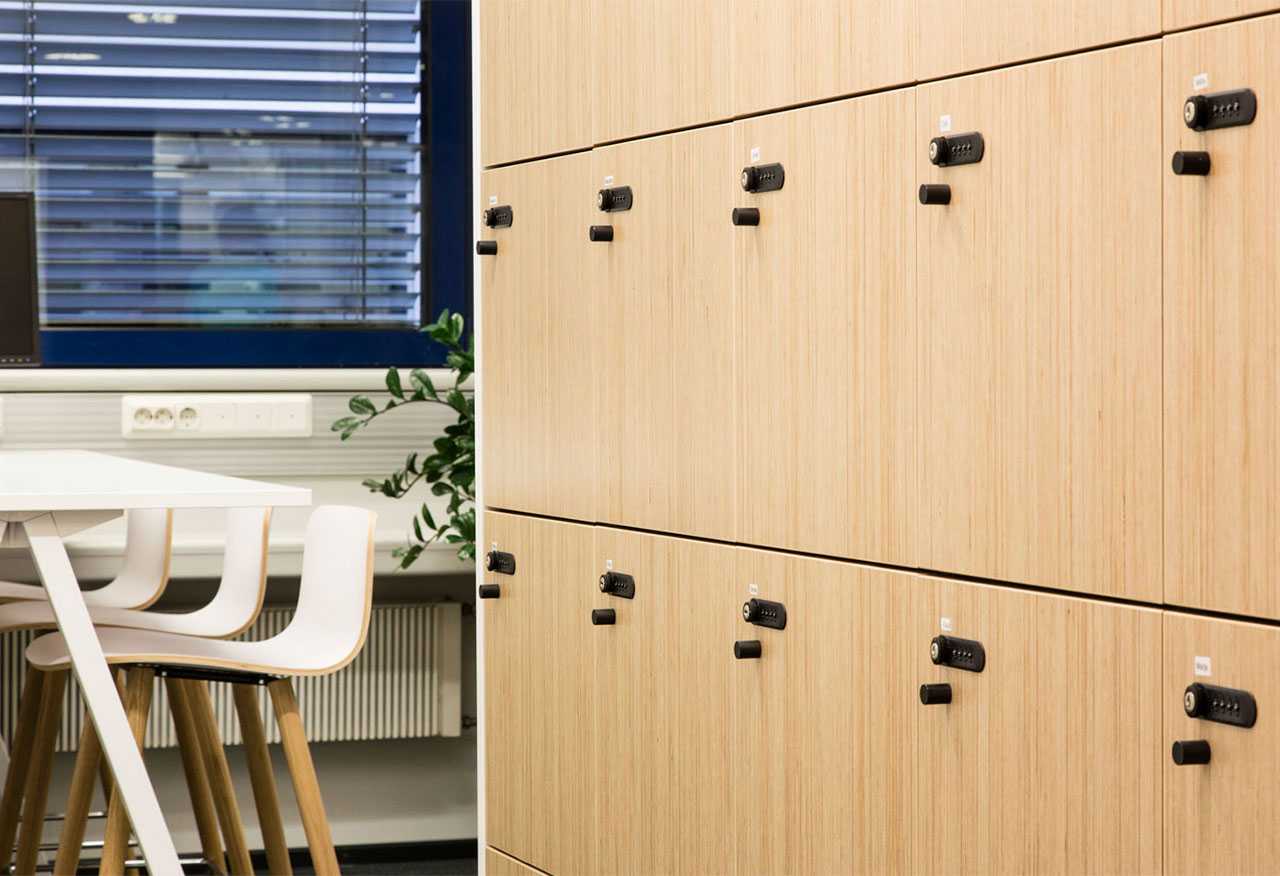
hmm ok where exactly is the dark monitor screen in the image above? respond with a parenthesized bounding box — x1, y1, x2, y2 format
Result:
(0, 193, 39, 367)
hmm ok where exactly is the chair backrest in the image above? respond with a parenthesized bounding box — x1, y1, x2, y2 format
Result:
(270, 505, 376, 675)
(81, 508, 173, 610)
(178, 507, 272, 638)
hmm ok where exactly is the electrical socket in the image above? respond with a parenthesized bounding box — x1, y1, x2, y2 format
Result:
(122, 394, 312, 439)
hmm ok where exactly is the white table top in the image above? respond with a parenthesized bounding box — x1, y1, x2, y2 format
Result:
(0, 450, 312, 512)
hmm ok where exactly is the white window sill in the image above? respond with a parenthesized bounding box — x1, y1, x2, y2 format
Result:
(0, 368, 465, 394)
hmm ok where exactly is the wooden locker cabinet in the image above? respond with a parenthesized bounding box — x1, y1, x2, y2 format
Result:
(917, 44, 1163, 602)
(1165, 0, 1280, 30)
(1164, 14, 1280, 620)
(479, 0, 591, 167)
(732, 0, 914, 117)
(589, 0, 732, 145)
(1164, 612, 1280, 875)
(912, 579, 1163, 875)
(590, 528, 737, 874)
(482, 512, 596, 875)
(480, 155, 597, 522)
(917, 0, 1159, 82)
(734, 91, 918, 566)
(592, 128, 737, 541)
(732, 548, 916, 875)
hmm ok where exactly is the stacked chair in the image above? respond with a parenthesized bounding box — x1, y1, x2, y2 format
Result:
(0, 504, 375, 875)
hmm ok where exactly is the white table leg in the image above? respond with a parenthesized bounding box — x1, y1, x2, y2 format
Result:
(22, 515, 182, 876)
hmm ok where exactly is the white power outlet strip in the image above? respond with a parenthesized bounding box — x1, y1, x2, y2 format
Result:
(121, 394, 312, 439)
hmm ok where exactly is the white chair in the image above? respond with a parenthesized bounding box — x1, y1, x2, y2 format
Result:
(0, 508, 172, 608)
(0, 507, 272, 876)
(26, 505, 375, 876)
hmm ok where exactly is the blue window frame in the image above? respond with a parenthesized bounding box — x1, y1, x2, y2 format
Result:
(0, 0, 471, 368)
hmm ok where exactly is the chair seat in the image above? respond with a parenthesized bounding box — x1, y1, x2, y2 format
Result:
(0, 599, 238, 638)
(0, 581, 46, 601)
(27, 624, 359, 677)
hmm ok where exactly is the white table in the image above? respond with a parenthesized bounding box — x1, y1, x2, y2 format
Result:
(0, 450, 311, 875)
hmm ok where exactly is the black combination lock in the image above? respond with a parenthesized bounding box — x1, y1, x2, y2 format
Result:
(742, 598, 786, 630)
(928, 132, 984, 167)
(1184, 681, 1257, 729)
(740, 162, 785, 193)
(930, 635, 985, 673)
(596, 185, 633, 212)
(482, 204, 513, 228)
(484, 550, 516, 575)
(598, 570, 636, 599)
(1183, 88, 1256, 132)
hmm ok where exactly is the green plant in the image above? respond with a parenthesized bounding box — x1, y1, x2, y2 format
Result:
(332, 309, 475, 568)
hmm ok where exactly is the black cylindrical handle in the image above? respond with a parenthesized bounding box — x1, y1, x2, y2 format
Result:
(734, 640, 762, 659)
(589, 225, 613, 242)
(476, 240, 498, 255)
(591, 608, 616, 626)
(1172, 151, 1211, 176)
(919, 683, 953, 705)
(919, 184, 952, 206)
(732, 207, 760, 226)
(478, 584, 500, 599)
(1172, 739, 1211, 766)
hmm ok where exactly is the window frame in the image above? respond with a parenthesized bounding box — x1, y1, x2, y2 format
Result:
(36, 0, 472, 369)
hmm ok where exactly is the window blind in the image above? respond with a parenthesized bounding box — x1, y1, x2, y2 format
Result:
(0, 0, 421, 327)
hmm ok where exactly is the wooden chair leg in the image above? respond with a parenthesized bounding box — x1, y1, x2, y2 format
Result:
(234, 684, 292, 876)
(15, 669, 68, 875)
(54, 715, 104, 876)
(0, 666, 44, 872)
(100, 667, 154, 876)
(269, 679, 338, 876)
(186, 680, 253, 876)
(166, 677, 228, 876)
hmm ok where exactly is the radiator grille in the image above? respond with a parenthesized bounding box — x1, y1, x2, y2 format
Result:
(0, 602, 462, 752)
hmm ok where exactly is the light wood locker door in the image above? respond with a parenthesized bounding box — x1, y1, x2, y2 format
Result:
(912, 580, 1162, 875)
(917, 0, 1158, 81)
(590, 0, 732, 145)
(917, 44, 1163, 601)
(1164, 612, 1280, 875)
(732, 0, 914, 117)
(735, 90, 917, 565)
(1164, 16, 1280, 620)
(479, 0, 590, 167)
(482, 512, 596, 875)
(1165, 0, 1280, 29)
(590, 528, 737, 875)
(486, 847, 548, 876)
(480, 155, 596, 522)
(732, 549, 916, 875)
(592, 128, 736, 540)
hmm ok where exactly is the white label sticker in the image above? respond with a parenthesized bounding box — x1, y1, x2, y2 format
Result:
(603, 174, 614, 186)
(750, 146, 760, 162)
(1193, 73, 1210, 91)
(748, 583, 759, 596)
(488, 195, 497, 206)
(939, 616, 954, 633)
(605, 559, 613, 571)
(939, 114, 953, 133)
(1194, 656, 1212, 677)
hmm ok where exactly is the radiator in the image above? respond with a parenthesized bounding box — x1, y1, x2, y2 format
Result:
(0, 602, 463, 752)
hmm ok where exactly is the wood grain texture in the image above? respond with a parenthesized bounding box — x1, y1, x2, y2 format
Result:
(15, 670, 66, 876)
(732, 549, 917, 875)
(733, 0, 914, 116)
(100, 668, 152, 876)
(590, 528, 736, 874)
(480, 155, 597, 523)
(486, 847, 549, 876)
(1164, 15, 1280, 620)
(735, 90, 918, 565)
(590, 0, 732, 144)
(1164, 612, 1280, 875)
(235, 685, 292, 876)
(1165, 0, 1280, 29)
(917, 0, 1159, 81)
(479, 0, 591, 167)
(483, 512, 596, 875)
(912, 578, 1162, 875)
(0, 666, 42, 873)
(269, 679, 339, 876)
(917, 44, 1163, 601)
(593, 126, 737, 541)
(54, 718, 106, 876)
(190, 679, 255, 876)
(167, 676, 228, 876)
